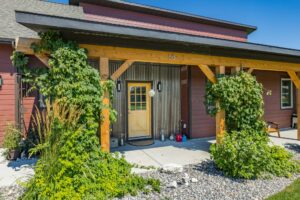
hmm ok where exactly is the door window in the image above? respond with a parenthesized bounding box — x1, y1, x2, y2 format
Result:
(129, 86, 147, 111)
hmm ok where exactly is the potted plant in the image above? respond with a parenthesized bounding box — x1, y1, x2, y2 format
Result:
(3, 124, 22, 160)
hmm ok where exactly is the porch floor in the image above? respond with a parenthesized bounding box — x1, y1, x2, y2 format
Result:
(112, 129, 300, 169)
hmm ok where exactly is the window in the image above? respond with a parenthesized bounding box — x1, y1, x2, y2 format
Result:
(129, 86, 147, 111)
(281, 78, 293, 109)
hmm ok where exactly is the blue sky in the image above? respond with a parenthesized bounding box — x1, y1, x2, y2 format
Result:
(49, 0, 300, 49)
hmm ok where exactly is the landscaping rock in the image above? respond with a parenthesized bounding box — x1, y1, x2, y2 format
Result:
(161, 163, 183, 174)
(123, 159, 300, 200)
(182, 173, 189, 186)
(166, 181, 177, 188)
(191, 178, 198, 183)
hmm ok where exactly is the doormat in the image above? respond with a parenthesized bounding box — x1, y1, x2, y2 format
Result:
(128, 139, 154, 146)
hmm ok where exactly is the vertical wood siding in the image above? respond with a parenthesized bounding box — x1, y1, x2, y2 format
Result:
(0, 44, 16, 145)
(109, 61, 181, 140)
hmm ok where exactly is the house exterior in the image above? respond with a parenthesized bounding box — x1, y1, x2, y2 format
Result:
(1, 0, 300, 149)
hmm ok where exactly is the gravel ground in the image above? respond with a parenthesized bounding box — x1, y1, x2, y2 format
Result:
(120, 145, 300, 200)
(0, 149, 36, 200)
(1, 144, 300, 200)
(120, 160, 300, 200)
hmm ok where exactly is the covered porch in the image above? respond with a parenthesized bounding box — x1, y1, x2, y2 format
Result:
(14, 11, 300, 152)
(113, 129, 300, 169)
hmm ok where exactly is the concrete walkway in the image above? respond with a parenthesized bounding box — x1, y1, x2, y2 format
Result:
(113, 129, 300, 168)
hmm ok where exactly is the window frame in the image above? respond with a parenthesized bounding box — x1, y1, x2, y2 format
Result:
(280, 78, 294, 109)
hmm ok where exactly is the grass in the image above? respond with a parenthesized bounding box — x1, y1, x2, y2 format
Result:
(266, 178, 300, 200)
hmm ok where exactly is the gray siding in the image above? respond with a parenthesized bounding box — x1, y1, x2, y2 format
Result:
(109, 61, 181, 140)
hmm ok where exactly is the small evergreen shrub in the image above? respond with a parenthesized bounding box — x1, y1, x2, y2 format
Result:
(207, 72, 300, 179)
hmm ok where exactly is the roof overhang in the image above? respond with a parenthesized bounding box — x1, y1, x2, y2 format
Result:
(70, 0, 257, 34)
(15, 11, 300, 64)
(0, 38, 14, 45)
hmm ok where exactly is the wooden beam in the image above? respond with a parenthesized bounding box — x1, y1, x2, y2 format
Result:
(297, 88, 300, 141)
(247, 68, 254, 74)
(15, 38, 50, 68)
(231, 66, 241, 74)
(111, 60, 134, 81)
(35, 54, 50, 68)
(198, 65, 217, 84)
(287, 71, 300, 89)
(297, 73, 300, 141)
(15, 38, 300, 72)
(80, 44, 300, 72)
(99, 57, 109, 80)
(216, 66, 226, 144)
(15, 37, 38, 55)
(99, 57, 110, 152)
(289, 71, 300, 141)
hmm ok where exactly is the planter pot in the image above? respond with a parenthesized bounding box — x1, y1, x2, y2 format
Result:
(8, 149, 20, 160)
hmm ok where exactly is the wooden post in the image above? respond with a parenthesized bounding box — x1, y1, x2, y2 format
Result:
(99, 57, 110, 152)
(287, 71, 300, 140)
(216, 66, 226, 143)
(295, 72, 300, 141)
(231, 66, 241, 74)
(247, 68, 254, 74)
(297, 88, 300, 140)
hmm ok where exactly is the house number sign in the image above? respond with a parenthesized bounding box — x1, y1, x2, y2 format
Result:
(168, 54, 177, 60)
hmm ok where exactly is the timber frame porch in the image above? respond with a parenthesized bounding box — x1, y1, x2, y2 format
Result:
(15, 37, 300, 152)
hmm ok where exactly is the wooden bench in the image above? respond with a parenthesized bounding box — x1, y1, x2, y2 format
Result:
(267, 121, 280, 138)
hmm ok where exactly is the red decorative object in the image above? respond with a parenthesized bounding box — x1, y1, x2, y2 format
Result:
(176, 134, 182, 142)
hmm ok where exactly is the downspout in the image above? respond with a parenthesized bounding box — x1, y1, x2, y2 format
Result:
(11, 39, 23, 134)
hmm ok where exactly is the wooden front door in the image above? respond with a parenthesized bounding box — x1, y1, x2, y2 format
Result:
(128, 82, 152, 139)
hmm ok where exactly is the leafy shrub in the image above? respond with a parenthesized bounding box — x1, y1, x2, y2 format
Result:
(267, 146, 300, 177)
(22, 102, 160, 200)
(207, 72, 300, 179)
(205, 72, 266, 132)
(3, 124, 21, 150)
(210, 131, 300, 179)
(12, 32, 159, 199)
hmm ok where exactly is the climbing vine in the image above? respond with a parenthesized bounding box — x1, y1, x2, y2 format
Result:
(207, 72, 300, 179)
(12, 31, 116, 123)
(205, 72, 266, 133)
(11, 31, 159, 199)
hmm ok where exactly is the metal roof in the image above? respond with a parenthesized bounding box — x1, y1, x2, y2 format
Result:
(15, 11, 300, 62)
(69, 0, 257, 34)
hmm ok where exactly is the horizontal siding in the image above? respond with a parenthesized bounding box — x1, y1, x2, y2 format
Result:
(254, 70, 295, 128)
(82, 3, 248, 42)
(0, 44, 16, 145)
(190, 67, 215, 138)
(189, 69, 295, 139)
